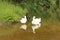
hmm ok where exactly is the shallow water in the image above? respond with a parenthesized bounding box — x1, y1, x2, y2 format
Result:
(0, 21, 60, 40)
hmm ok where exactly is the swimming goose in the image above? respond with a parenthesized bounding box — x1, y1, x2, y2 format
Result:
(32, 16, 41, 25)
(20, 16, 27, 24)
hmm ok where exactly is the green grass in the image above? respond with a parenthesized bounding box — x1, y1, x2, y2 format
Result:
(0, 1, 28, 22)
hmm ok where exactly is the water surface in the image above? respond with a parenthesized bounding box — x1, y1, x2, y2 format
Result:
(0, 21, 60, 40)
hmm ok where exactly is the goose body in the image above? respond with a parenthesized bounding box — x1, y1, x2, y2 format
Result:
(32, 16, 41, 25)
(20, 16, 27, 24)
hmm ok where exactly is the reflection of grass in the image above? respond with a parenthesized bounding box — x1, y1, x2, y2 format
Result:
(0, 1, 27, 22)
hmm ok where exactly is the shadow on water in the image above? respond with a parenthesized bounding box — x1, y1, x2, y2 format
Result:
(0, 20, 60, 40)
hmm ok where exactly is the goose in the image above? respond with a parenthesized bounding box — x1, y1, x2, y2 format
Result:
(20, 16, 27, 24)
(32, 16, 41, 25)
(32, 24, 41, 33)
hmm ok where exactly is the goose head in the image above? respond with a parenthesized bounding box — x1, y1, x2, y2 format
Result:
(33, 16, 36, 19)
(24, 16, 26, 18)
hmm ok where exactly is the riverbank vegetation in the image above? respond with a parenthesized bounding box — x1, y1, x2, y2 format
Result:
(0, 1, 27, 23)
(0, 0, 60, 23)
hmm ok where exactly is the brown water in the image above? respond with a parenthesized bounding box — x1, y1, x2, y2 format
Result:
(0, 20, 60, 40)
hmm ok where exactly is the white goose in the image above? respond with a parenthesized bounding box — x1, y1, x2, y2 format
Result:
(32, 16, 41, 25)
(32, 16, 41, 33)
(20, 16, 27, 24)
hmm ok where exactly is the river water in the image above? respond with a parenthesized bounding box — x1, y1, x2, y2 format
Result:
(0, 21, 60, 40)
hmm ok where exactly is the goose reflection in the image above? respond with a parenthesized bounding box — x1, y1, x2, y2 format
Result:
(20, 24, 27, 30)
(32, 24, 41, 34)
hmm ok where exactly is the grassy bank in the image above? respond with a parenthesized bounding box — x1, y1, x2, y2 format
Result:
(0, 1, 27, 22)
(0, 0, 60, 23)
